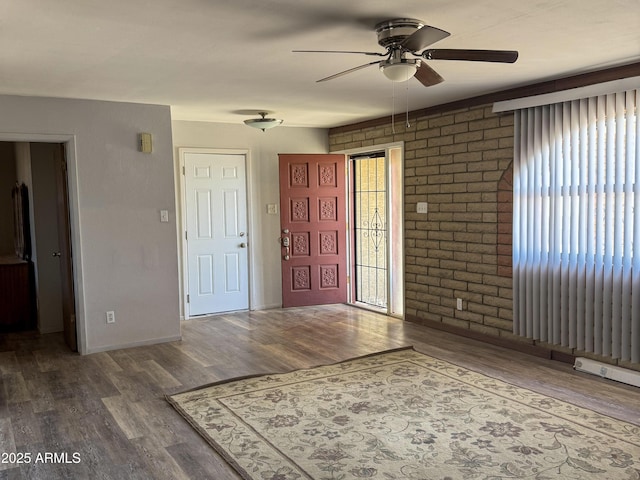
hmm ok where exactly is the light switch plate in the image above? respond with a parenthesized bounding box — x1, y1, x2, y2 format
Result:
(267, 204, 278, 215)
(160, 210, 169, 222)
(416, 202, 428, 214)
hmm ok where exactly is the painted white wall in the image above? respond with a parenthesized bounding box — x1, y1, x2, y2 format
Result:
(0, 95, 181, 354)
(172, 121, 328, 313)
(14, 143, 32, 194)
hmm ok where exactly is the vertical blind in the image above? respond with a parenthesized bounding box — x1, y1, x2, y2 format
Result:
(513, 88, 639, 363)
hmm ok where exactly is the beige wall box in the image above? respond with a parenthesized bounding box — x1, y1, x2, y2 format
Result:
(138, 132, 153, 153)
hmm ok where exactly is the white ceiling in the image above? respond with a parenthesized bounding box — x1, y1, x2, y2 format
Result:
(2, 0, 639, 128)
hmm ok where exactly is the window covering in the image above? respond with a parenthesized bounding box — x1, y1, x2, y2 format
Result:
(513, 89, 639, 362)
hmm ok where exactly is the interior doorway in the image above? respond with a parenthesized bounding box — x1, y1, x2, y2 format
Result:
(0, 141, 77, 351)
(346, 145, 404, 317)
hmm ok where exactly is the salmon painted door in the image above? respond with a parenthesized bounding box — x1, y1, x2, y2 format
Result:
(279, 154, 347, 307)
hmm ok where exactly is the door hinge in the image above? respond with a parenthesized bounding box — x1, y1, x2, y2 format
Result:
(185, 231, 188, 240)
(187, 294, 190, 303)
(182, 165, 185, 175)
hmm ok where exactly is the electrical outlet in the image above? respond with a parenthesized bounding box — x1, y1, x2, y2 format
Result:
(456, 298, 463, 311)
(106, 311, 115, 324)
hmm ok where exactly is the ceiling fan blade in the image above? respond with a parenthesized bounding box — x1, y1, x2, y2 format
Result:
(316, 60, 382, 82)
(401, 25, 450, 52)
(414, 62, 444, 87)
(423, 49, 519, 63)
(293, 50, 385, 57)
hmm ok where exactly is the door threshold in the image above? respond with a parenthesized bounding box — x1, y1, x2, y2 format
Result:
(187, 309, 249, 319)
(350, 301, 388, 315)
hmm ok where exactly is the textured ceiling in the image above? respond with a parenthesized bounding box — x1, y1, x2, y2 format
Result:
(2, 0, 639, 128)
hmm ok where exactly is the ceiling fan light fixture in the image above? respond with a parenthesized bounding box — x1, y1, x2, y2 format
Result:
(244, 112, 283, 131)
(379, 58, 419, 82)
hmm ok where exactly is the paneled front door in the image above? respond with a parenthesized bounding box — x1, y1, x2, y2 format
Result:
(279, 154, 347, 308)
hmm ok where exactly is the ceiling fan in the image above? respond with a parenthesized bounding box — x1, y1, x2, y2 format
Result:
(294, 18, 518, 86)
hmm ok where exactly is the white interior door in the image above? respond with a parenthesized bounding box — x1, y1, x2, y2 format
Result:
(184, 151, 249, 316)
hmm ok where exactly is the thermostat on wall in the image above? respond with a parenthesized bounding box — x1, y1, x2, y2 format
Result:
(138, 132, 153, 153)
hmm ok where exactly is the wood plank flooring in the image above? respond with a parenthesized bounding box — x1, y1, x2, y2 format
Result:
(1, 304, 639, 479)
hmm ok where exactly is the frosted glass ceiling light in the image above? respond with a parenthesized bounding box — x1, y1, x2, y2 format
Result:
(244, 112, 283, 131)
(379, 58, 419, 82)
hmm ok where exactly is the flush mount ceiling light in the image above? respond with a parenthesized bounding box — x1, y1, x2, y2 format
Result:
(243, 112, 283, 131)
(379, 57, 420, 82)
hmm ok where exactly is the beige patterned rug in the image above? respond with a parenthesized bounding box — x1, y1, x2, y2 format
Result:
(167, 347, 640, 479)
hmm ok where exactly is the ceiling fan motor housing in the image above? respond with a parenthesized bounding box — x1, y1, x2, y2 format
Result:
(375, 18, 423, 48)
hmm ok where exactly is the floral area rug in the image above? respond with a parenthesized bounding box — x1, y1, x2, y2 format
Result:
(167, 347, 640, 479)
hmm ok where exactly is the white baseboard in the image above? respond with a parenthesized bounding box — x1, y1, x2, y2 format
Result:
(251, 303, 282, 311)
(574, 357, 640, 388)
(84, 334, 182, 355)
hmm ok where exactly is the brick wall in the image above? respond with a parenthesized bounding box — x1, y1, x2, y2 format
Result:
(330, 103, 519, 342)
(497, 165, 513, 278)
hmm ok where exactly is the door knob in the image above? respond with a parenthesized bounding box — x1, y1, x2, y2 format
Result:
(240, 242, 247, 248)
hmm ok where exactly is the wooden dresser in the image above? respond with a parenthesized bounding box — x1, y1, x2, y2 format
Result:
(0, 255, 33, 330)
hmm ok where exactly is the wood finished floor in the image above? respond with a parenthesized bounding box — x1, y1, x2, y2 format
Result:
(1, 304, 639, 479)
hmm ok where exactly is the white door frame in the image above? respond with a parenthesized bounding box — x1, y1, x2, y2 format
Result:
(178, 147, 253, 318)
(0, 132, 87, 353)
(338, 141, 405, 318)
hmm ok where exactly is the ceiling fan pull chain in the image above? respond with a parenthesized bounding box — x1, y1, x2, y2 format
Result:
(391, 81, 396, 134)
(405, 79, 411, 129)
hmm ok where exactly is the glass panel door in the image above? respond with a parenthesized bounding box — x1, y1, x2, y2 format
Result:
(352, 153, 387, 309)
